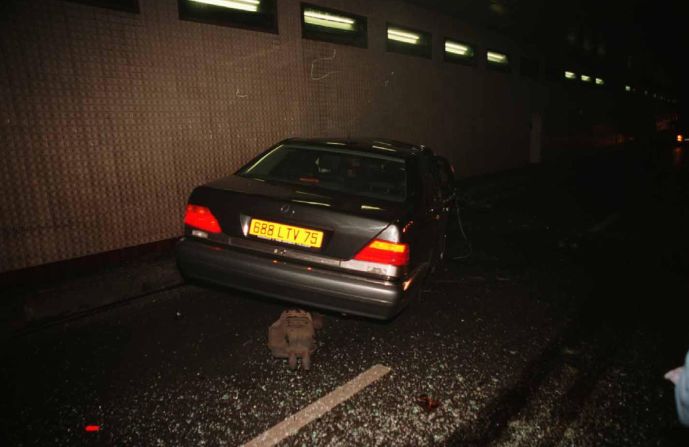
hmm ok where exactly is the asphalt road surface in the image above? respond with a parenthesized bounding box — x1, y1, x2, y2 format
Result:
(2, 142, 689, 446)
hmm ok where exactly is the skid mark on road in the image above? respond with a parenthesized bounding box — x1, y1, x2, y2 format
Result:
(242, 364, 391, 447)
(445, 306, 619, 447)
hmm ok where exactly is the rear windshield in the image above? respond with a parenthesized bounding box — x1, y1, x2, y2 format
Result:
(238, 144, 407, 202)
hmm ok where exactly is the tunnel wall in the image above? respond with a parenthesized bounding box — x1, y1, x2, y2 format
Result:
(0, 0, 639, 273)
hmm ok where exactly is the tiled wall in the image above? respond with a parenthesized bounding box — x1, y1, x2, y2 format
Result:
(0, 0, 563, 271)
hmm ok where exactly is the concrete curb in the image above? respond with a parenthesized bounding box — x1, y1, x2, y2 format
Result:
(2, 253, 183, 338)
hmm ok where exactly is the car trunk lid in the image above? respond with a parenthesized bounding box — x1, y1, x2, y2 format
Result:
(186, 175, 408, 260)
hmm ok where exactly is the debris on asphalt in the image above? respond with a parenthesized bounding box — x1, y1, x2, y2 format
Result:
(416, 395, 441, 412)
(268, 310, 320, 370)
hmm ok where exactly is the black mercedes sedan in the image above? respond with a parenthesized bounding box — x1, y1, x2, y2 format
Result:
(176, 138, 456, 319)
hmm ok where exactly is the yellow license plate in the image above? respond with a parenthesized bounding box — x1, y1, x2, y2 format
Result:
(249, 218, 324, 248)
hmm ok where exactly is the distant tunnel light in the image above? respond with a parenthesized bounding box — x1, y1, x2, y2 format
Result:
(445, 40, 473, 57)
(580, 74, 592, 83)
(304, 9, 355, 31)
(595, 77, 604, 85)
(190, 0, 260, 12)
(564, 70, 576, 80)
(486, 51, 508, 64)
(625, 85, 631, 92)
(387, 27, 420, 45)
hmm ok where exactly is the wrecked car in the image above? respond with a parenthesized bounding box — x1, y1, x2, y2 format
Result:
(176, 138, 455, 319)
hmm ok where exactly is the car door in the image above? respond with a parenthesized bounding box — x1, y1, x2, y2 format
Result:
(415, 151, 444, 266)
(434, 156, 455, 211)
(433, 155, 456, 262)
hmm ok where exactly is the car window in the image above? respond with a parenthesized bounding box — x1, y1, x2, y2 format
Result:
(238, 144, 407, 202)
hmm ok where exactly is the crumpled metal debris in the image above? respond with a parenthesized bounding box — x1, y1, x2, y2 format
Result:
(268, 310, 322, 370)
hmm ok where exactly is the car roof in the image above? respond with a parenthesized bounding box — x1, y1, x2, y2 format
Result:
(282, 137, 429, 158)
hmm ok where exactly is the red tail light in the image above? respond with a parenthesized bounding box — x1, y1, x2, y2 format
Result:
(184, 204, 222, 233)
(354, 239, 409, 266)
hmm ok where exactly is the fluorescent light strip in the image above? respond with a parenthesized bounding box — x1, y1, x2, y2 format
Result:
(304, 10, 355, 31)
(387, 28, 420, 45)
(487, 51, 507, 64)
(371, 144, 396, 152)
(564, 71, 576, 80)
(445, 41, 472, 56)
(190, 0, 260, 12)
(595, 77, 604, 85)
(580, 74, 592, 82)
(292, 200, 331, 207)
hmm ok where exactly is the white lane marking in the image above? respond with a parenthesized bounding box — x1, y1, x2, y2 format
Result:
(241, 364, 392, 447)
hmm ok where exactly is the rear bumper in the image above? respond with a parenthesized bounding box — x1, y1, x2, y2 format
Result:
(176, 238, 417, 319)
